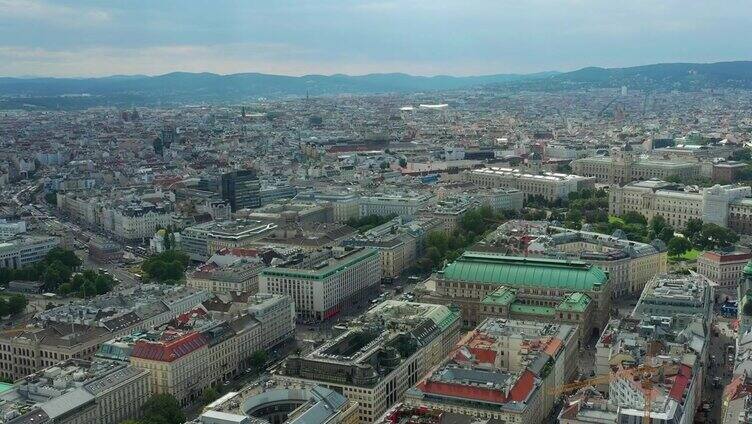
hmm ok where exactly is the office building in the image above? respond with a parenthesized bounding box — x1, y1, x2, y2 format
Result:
(259, 247, 381, 322)
(632, 274, 713, 322)
(221, 169, 261, 211)
(359, 193, 433, 218)
(181, 219, 277, 261)
(0, 235, 59, 269)
(279, 300, 461, 423)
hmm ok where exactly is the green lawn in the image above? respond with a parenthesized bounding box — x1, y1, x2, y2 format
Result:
(669, 248, 700, 262)
(608, 215, 625, 225)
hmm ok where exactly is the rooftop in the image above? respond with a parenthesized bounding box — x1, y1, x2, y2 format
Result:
(438, 252, 608, 291)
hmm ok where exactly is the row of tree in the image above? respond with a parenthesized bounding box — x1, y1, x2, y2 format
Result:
(418, 205, 506, 271)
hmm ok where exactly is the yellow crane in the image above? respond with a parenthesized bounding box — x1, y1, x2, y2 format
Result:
(551, 364, 666, 424)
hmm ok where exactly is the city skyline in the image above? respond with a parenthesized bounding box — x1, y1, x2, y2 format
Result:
(1, 0, 751, 77)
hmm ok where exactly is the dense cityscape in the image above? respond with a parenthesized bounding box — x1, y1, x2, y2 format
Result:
(3, 2, 752, 424)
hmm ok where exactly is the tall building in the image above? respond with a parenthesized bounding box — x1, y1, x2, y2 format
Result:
(221, 169, 261, 212)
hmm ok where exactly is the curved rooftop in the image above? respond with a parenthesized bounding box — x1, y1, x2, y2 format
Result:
(438, 252, 608, 291)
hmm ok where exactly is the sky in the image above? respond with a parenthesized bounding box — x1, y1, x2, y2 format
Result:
(0, 0, 751, 78)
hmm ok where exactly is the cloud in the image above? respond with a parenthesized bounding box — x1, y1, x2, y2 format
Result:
(0, 0, 111, 27)
(0, 1, 750, 77)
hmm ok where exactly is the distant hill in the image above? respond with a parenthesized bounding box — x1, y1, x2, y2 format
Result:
(0, 71, 555, 105)
(502, 61, 752, 91)
(2, 60, 752, 109)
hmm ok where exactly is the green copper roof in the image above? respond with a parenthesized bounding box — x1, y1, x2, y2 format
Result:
(439, 252, 608, 291)
(556, 292, 592, 313)
(482, 286, 517, 306)
(0, 382, 12, 395)
(510, 303, 555, 316)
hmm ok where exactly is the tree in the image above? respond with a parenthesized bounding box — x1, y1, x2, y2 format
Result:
(6, 294, 27, 315)
(650, 215, 667, 236)
(657, 226, 675, 243)
(667, 236, 692, 257)
(44, 192, 57, 205)
(398, 158, 407, 168)
(249, 350, 268, 370)
(379, 161, 389, 170)
(43, 260, 71, 291)
(684, 218, 704, 239)
(622, 211, 647, 226)
(694, 223, 739, 250)
(45, 248, 81, 269)
(202, 387, 219, 405)
(141, 394, 185, 424)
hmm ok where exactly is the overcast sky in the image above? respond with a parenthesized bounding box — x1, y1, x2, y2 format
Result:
(1, 0, 750, 77)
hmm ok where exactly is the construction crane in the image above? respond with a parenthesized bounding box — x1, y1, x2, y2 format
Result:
(551, 364, 666, 424)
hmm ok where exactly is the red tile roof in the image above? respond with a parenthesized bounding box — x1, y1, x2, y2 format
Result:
(508, 370, 536, 402)
(131, 331, 207, 362)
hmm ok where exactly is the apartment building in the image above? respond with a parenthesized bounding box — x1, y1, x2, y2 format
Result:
(0, 235, 59, 269)
(259, 246, 381, 322)
(0, 360, 151, 424)
(57, 189, 175, 243)
(697, 250, 752, 294)
(405, 319, 578, 424)
(279, 300, 461, 423)
(584, 315, 708, 424)
(129, 307, 263, 406)
(0, 285, 210, 380)
(186, 257, 263, 294)
(465, 166, 594, 201)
